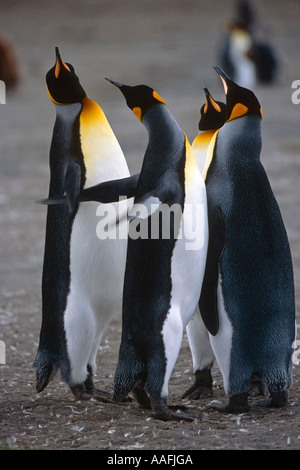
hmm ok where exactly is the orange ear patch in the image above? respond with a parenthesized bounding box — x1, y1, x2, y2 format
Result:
(228, 103, 248, 121)
(153, 90, 166, 105)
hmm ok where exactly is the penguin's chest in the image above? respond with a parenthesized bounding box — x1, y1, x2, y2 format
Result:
(79, 97, 130, 186)
(169, 151, 208, 326)
(67, 98, 130, 308)
(192, 130, 215, 173)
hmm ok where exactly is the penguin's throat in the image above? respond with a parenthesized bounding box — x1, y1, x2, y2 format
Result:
(55, 102, 82, 121)
(143, 105, 185, 155)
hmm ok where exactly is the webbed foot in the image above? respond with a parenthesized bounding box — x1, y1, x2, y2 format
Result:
(181, 368, 213, 400)
(210, 393, 250, 413)
(258, 389, 288, 408)
(150, 396, 198, 422)
(70, 365, 112, 402)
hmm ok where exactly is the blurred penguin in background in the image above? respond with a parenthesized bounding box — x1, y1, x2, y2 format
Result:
(219, 0, 278, 87)
(0, 33, 19, 90)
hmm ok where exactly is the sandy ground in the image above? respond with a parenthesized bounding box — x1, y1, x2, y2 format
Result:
(0, 0, 299, 452)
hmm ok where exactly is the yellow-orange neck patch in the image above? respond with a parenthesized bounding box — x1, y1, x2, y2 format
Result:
(133, 106, 142, 122)
(80, 97, 108, 126)
(184, 133, 201, 188)
(193, 130, 216, 148)
(47, 86, 62, 105)
(202, 129, 220, 181)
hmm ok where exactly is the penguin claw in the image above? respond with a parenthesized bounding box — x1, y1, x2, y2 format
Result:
(153, 409, 198, 422)
(70, 383, 91, 401)
(181, 385, 213, 400)
(149, 396, 198, 422)
(70, 382, 113, 402)
(92, 389, 113, 402)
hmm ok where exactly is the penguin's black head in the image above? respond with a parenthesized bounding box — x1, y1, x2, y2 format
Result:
(214, 66, 262, 122)
(198, 88, 227, 131)
(46, 47, 86, 104)
(105, 77, 166, 122)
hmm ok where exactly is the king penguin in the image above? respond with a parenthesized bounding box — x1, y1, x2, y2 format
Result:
(87, 78, 208, 421)
(34, 48, 130, 400)
(191, 88, 226, 174)
(182, 88, 226, 401)
(220, 0, 278, 86)
(219, 0, 256, 88)
(199, 66, 295, 413)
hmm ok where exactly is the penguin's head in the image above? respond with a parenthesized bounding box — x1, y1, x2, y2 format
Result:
(214, 66, 262, 121)
(198, 87, 226, 131)
(46, 47, 86, 105)
(105, 77, 166, 122)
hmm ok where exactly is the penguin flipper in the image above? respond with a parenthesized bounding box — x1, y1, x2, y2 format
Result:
(64, 160, 81, 212)
(199, 206, 227, 336)
(39, 195, 67, 205)
(128, 182, 180, 220)
(128, 194, 163, 219)
(40, 173, 139, 207)
(39, 160, 81, 211)
(79, 173, 139, 203)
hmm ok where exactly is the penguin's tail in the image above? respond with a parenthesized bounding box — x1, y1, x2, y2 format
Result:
(113, 349, 146, 402)
(33, 351, 58, 393)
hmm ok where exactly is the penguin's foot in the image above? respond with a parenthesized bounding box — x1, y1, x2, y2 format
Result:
(70, 383, 113, 402)
(210, 393, 250, 413)
(258, 389, 288, 408)
(150, 396, 198, 422)
(132, 384, 151, 409)
(70, 367, 113, 402)
(92, 388, 113, 402)
(181, 369, 213, 400)
(70, 383, 93, 401)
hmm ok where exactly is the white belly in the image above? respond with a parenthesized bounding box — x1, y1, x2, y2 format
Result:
(64, 197, 130, 384)
(161, 180, 208, 396)
(209, 275, 233, 393)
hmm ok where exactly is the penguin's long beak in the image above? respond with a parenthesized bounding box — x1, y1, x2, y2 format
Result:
(105, 77, 126, 90)
(203, 87, 222, 113)
(55, 46, 71, 78)
(203, 87, 211, 99)
(105, 77, 142, 121)
(213, 66, 231, 96)
(203, 87, 212, 114)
